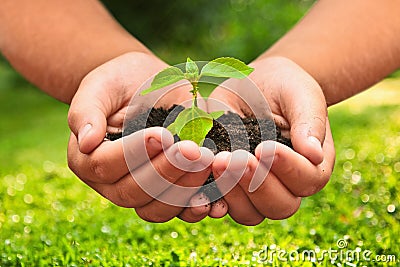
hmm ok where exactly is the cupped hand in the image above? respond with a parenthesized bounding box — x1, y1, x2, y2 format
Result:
(206, 56, 336, 225)
(67, 52, 227, 223)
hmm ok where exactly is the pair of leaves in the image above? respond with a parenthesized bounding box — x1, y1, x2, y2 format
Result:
(140, 57, 254, 97)
(140, 57, 254, 146)
(167, 107, 223, 145)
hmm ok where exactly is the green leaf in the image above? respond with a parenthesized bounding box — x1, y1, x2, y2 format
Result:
(173, 106, 210, 132)
(166, 122, 177, 135)
(173, 106, 213, 145)
(209, 110, 224, 119)
(140, 66, 185, 95)
(185, 57, 199, 82)
(200, 57, 254, 79)
(197, 77, 228, 98)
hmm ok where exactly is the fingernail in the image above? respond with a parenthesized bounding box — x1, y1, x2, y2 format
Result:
(190, 192, 209, 207)
(308, 136, 323, 152)
(78, 124, 92, 145)
(256, 141, 275, 159)
(213, 168, 223, 178)
(177, 141, 201, 161)
(198, 147, 215, 165)
(148, 137, 161, 149)
(174, 149, 199, 163)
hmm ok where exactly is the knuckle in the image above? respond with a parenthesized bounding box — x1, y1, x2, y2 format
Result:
(266, 198, 301, 220)
(153, 162, 179, 183)
(295, 172, 331, 197)
(314, 167, 333, 192)
(113, 181, 140, 208)
(67, 109, 78, 129)
(90, 158, 108, 182)
(288, 158, 334, 197)
(296, 185, 320, 197)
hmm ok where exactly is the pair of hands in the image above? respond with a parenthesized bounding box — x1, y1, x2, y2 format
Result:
(67, 52, 335, 225)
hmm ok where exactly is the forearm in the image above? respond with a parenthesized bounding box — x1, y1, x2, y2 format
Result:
(259, 0, 400, 106)
(0, 0, 151, 104)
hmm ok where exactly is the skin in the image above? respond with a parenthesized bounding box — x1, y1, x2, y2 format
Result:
(262, 0, 400, 106)
(207, 57, 335, 224)
(1, 0, 400, 224)
(0, 0, 152, 103)
(0, 0, 226, 222)
(67, 52, 228, 222)
(207, 0, 400, 224)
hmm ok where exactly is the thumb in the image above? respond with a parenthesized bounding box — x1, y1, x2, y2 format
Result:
(282, 72, 327, 165)
(68, 79, 111, 154)
(290, 113, 326, 165)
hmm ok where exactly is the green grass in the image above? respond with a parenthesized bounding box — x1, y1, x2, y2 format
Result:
(0, 74, 399, 266)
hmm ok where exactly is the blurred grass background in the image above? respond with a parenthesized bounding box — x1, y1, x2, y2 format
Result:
(1, 0, 399, 266)
(100, 0, 314, 64)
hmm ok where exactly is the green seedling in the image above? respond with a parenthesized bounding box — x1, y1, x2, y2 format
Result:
(141, 57, 254, 145)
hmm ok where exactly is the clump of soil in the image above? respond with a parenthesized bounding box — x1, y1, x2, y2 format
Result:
(106, 105, 292, 201)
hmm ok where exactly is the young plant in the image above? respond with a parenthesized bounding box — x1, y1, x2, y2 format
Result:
(141, 57, 254, 145)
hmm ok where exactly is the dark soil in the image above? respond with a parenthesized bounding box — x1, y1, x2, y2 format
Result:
(107, 105, 292, 201)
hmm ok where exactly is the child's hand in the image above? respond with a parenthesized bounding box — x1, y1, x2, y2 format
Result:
(67, 52, 224, 222)
(206, 56, 336, 225)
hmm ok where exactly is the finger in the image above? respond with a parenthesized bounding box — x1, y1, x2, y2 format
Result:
(68, 74, 122, 154)
(279, 60, 327, 165)
(67, 127, 174, 184)
(128, 144, 214, 206)
(216, 182, 264, 225)
(208, 198, 229, 219)
(255, 120, 335, 197)
(68, 52, 167, 154)
(85, 142, 214, 208)
(135, 168, 211, 223)
(230, 151, 301, 220)
(212, 152, 265, 225)
(178, 192, 211, 223)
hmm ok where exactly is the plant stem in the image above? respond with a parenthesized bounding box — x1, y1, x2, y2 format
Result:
(191, 81, 199, 107)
